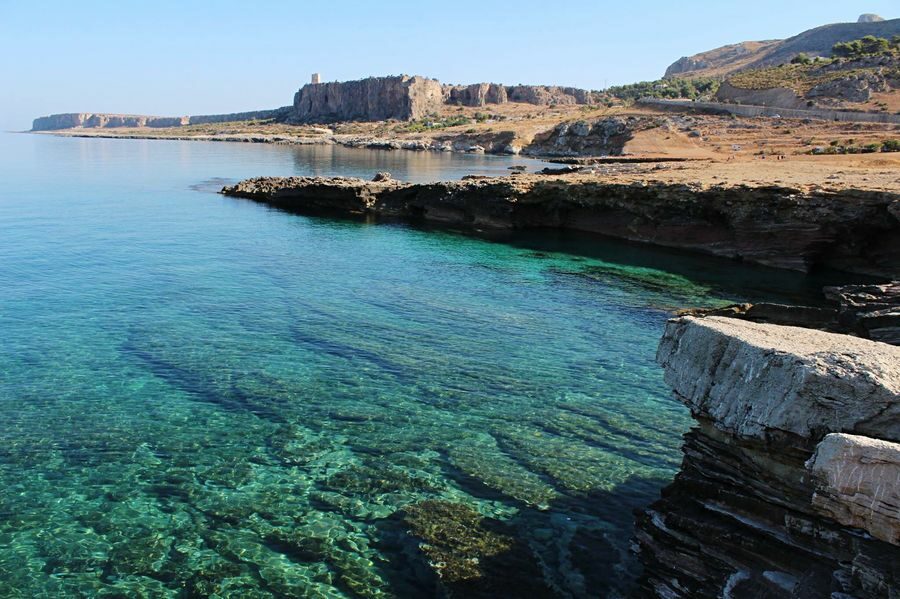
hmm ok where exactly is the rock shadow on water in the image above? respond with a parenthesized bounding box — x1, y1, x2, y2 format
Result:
(371, 474, 674, 598)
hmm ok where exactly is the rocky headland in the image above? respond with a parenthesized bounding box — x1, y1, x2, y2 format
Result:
(221, 173, 900, 277)
(30, 107, 292, 132)
(32, 75, 598, 132)
(633, 314, 900, 597)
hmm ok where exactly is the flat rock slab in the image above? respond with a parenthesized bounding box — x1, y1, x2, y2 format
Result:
(657, 316, 900, 443)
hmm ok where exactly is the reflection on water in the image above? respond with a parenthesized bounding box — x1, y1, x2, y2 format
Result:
(0, 134, 849, 597)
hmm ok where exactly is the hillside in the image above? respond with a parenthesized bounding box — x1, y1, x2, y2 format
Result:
(665, 15, 900, 78)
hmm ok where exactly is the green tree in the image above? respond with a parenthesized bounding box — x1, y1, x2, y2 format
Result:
(859, 35, 890, 54)
(791, 53, 812, 65)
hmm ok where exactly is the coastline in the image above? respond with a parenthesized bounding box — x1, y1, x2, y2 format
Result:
(220, 173, 900, 277)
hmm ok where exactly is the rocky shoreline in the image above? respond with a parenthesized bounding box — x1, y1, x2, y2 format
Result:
(223, 171, 900, 596)
(33, 114, 661, 158)
(634, 314, 900, 597)
(221, 174, 900, 277)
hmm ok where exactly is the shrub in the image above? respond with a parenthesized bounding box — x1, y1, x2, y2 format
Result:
(882, 139, 900, 152)
(606, 77, 720, 101)
(832, 36, 894, 58)
(791, 53, 813, 65)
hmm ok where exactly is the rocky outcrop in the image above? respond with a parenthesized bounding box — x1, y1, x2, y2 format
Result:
(288, 78, 596, 122)
(32, 113, 188, 130)
(443, 84, 597, 107)
(524, 116, 659, 157)
(679, 281, 900, 344)
(288, 76, 444, 124)
(507, 85, 595, 106)
(825, 282, 900, 345)
(31, 108, 291, 131)
(633, 316, 900, 598)
(443, 83, 508, 107)
(859, 14, 885, 23)
(807, 71, 890, 104)
(221, 175, 900, 277)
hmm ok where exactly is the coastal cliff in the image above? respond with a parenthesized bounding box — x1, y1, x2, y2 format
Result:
(633, 316, 900, 597)
(221, 175, 900, 277)
(289, 76, 445, 124)
(31, 108, 291, 132)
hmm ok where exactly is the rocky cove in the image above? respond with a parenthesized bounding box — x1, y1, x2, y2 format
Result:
(221, 173, 900, 277)
(220, 172, 900, 596)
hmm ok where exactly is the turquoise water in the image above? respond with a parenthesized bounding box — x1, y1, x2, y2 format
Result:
(0, 134, 841, 598)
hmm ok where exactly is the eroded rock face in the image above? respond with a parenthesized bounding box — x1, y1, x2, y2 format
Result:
(443, 83, 508, 107)
(289, 76, 444, 124)
(809, 433, 900, 545)
(525, 116, 658, 156)
(221, 175, 900, 278)
(31, 108, 291, 131)
(506, 85, 596, 106)
(634, 317, 900, 598)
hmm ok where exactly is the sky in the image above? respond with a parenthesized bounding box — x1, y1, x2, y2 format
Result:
(1, 1, 897, 130)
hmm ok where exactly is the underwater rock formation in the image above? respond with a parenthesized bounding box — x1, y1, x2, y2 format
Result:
(633, 316, 900, 598)
(221, 175, 900, 277)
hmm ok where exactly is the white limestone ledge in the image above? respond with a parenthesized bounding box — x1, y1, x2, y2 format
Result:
(656, 316, 900, 442)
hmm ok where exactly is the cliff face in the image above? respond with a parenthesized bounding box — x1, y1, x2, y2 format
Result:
(221, 175, 900, 277)
(633, 317, 900, 598)
(31, 108, 290, 131)
(505, 85, 596, 106)
(288, 76, 444, 124)
(443, 83, 508, 107)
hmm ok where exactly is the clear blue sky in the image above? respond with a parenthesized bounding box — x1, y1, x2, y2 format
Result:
(1, 1, 896, 130)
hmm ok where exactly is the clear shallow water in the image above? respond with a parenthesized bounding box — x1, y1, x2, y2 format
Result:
(0, 134, 847, 598)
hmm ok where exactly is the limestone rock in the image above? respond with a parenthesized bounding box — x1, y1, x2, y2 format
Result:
(656, 316, 900, 443)
(525, 116, 657, 156)
(859, 14, 885, 23)
(31, 108, 290, 131)
(506, 85, 595, 106)
(443, 83, 507, 107)
(634, 317, 900, 597)
(289, 75, 444, 124)
(808, 433, 900, 545)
